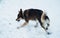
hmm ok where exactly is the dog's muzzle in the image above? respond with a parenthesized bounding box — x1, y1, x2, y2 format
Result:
(16, 18, 20, 22)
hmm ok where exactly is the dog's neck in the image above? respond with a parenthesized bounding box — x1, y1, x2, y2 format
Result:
(22, 12, 25, 19)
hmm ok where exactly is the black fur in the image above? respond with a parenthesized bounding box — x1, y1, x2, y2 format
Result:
(23, 9, 43, 22)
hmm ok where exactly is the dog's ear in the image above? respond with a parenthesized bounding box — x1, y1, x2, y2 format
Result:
(20, 9, 22, 11)
(19, 9, 22, 15)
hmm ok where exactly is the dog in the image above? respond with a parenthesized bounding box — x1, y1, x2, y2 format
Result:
(16, 8, 50, 34)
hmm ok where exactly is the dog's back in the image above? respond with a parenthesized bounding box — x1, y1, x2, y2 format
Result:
(24, 9, 43, 20)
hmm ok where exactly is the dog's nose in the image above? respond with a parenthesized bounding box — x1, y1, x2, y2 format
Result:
(16, 19, 20, 22)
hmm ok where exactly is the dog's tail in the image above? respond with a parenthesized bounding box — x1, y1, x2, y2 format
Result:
(41, 10, 50, 23)
(41, 11, 46, 23)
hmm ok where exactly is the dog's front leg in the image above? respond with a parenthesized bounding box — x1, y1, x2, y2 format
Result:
(21, 21, 28, 27)
(34, 20, 38, 27)
(17, 22, 28, 29)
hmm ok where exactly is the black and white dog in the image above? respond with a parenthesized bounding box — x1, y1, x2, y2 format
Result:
(16, 8, 50, 34)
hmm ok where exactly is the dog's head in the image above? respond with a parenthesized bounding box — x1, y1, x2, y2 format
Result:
(16, 9, 23, 22)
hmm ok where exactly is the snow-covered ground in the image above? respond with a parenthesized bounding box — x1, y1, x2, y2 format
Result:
(0, 0, 60, 38)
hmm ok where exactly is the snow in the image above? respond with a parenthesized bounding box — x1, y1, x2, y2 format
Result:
(0, 0, 60, 38)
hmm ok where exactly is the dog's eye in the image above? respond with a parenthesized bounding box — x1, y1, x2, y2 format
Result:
(18, 14, 20, 17)
(18, 14, 19, 16)
(18, 14, 20, 16)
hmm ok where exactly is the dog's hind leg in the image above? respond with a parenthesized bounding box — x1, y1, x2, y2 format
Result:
(38, 19, 46, 31)
(38, 19, 51, 35)
(46, 24, 50, 30)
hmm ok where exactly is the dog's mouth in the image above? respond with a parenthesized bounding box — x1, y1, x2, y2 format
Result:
(16, 18, 23, 22)
(16, 19, 20, 22)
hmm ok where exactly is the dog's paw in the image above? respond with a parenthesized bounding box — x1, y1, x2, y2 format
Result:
(17, 27, 20, 29)
(46, 28, 48, 30)
(47, 32, 52, 35)
(34, 25, 38, 28)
